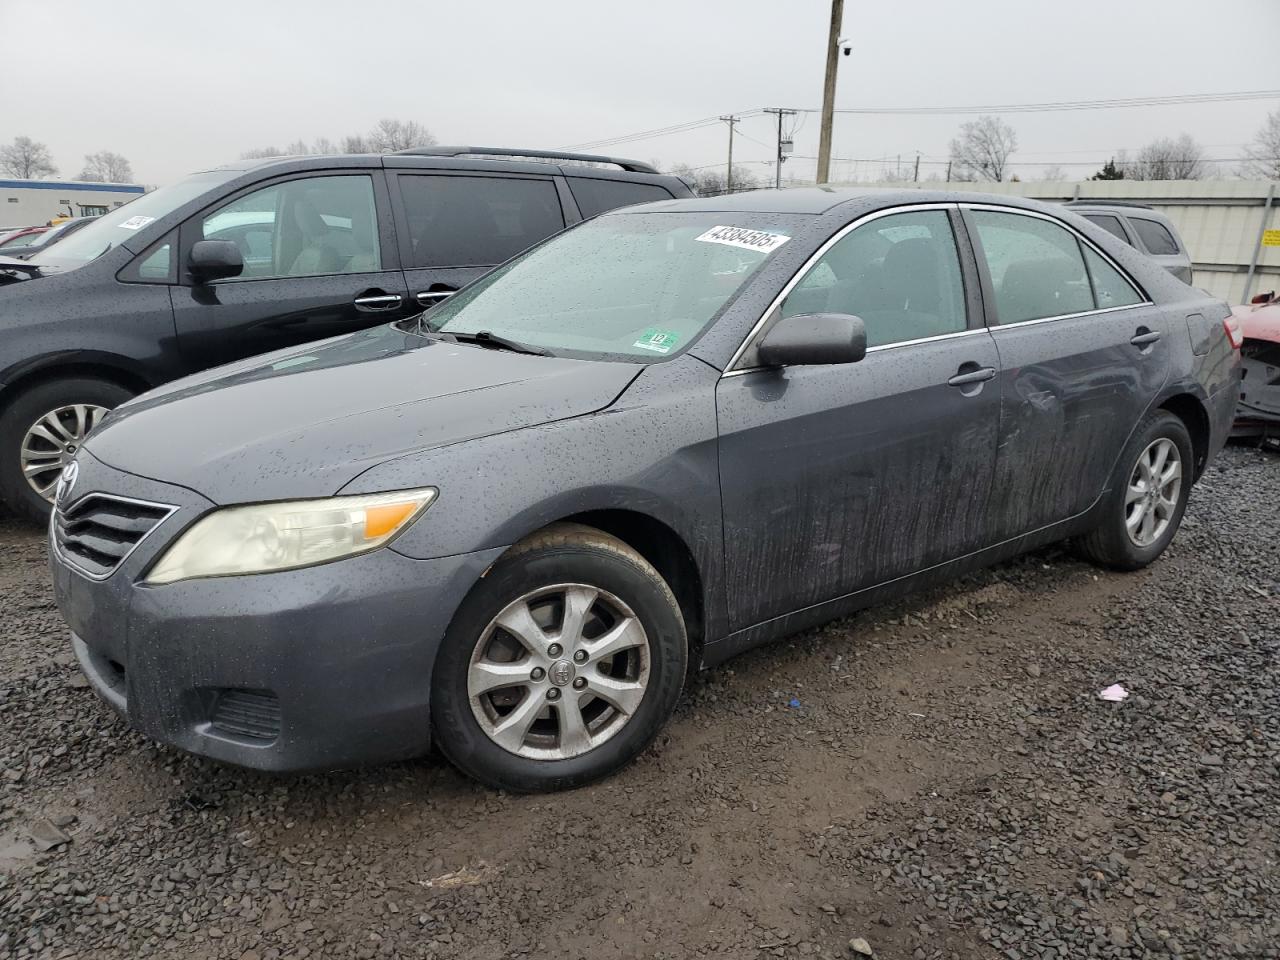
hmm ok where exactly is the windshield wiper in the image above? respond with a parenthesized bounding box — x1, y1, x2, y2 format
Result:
(441, 330, 553, 357)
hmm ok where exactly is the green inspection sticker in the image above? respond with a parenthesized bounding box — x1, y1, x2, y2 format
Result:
(632, 328, 680, 354)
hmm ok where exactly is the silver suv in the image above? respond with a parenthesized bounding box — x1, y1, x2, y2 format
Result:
(1062, 201, 1192, 284)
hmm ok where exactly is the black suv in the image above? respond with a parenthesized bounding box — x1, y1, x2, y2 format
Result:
(0, 147, 692, 521)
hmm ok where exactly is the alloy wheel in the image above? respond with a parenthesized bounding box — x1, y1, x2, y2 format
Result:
(1125, 437, 1182, 548)
(20, 404, 109, 502)
(467, 583, 651, 760)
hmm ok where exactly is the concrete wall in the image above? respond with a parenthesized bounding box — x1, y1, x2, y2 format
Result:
(824, 178, 1280, 305)
(0, 179, 147, 229)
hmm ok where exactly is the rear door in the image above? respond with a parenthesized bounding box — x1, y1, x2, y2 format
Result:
(387, 171, 566, 311)
(716, 205, 1002, 630)
(964, 204, 1171, 540)
(171, 171, 410, 369)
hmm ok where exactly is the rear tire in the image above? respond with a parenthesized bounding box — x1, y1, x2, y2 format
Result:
(1074, 410, 1193, 571)
(431, 523, 687, 792)
(0, 378, 133, 524)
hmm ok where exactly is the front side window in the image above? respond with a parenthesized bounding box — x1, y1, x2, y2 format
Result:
(971, 211, 1093, 324)
(200, 175, 381, 280)
(399, 175, 564, 268)
(1130, 218, 1179, 256)
(780, 209, 967, 348)
(424, 212, 806, 361)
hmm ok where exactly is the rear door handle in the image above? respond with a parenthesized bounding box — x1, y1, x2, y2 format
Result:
(1130, 329, 1162, 347)
(947, 366, 997, 387)
(354, 293, 403, 311)
(416, 290, 456, 306)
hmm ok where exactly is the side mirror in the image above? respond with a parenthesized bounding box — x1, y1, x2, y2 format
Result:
(757, 313, 867, 367)
(188, 240, 243, 283)
(1251, 290, 1275, 305)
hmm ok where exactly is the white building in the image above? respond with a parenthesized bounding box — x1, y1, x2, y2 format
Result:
(0, 178, 146, 228)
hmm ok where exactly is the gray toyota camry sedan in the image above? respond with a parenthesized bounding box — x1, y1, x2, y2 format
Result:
(49, 189, 1240, 792)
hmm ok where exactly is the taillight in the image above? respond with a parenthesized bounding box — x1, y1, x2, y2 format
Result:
(1224, 316, 1243, 350)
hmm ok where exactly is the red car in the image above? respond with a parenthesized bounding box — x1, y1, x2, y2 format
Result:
(0, 225, 49, 254)
(1231, 291, 1280, 445)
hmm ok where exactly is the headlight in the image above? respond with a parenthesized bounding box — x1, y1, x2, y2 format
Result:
(145, 488, 436, 585)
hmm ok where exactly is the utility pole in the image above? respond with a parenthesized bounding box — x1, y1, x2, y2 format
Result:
(719, 115, 738, 194)
(764, 108, 797, 189)
(913, 153, 920, 182)
(815, 0, 846, 185)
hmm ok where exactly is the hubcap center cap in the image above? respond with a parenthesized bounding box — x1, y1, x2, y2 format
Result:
(548, 659, 575, 687)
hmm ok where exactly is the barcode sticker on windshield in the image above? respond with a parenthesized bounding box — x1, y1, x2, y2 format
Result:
(118, 216, 155, 231)
(694, 225, 790, 253)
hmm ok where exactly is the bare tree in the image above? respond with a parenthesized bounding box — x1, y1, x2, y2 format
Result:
(0, 136, 58, 178)
(341, 134, 374, 153)
(668, 163, 761, 196)
(1040, 165, 1068, 181)
(368, 119, 436, 153)
(948, 116, 1017, 182)
(79, 150, 134, 183)
(1128, 134, 1207, 180)
(240, 145, 284, 160)
(1241, 110, 1280, 180)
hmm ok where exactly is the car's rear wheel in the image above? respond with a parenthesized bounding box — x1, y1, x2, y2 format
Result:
(1074, 410, 1193, 571)
(431, 523, 687, 792)
(0, 378, 133, 523)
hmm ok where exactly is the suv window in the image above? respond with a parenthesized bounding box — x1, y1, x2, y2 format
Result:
(971, 211, 1093, 324)
(1082, 246, 1143, 310)
(200, 175, 381, 280)
(1130, 217, 1179, 256)
(399, 175, 564, 268)
(781, 209, 967, 348)
(568, 178, 673, 218)
(1082, 213, 1130, 244)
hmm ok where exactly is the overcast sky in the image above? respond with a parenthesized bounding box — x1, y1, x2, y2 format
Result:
(1, 0, 1276, 186)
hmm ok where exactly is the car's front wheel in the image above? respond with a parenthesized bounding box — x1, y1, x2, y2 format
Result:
(0, 377, 134, 523)
(432, 523, 687, 792)
(1075, 410, 1194, 571)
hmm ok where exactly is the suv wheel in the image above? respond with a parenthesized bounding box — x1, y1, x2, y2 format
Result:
(0, 378, 134, 523)
(1075, 410, 1193, 571)
(432, 523, 687, 792)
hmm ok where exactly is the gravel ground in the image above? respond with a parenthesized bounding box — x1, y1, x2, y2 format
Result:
(1, 444, 1277, 960)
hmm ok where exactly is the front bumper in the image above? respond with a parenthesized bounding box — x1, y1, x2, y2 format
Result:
(50, 452, 505, 772)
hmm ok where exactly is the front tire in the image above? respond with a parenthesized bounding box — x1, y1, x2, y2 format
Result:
(431, 523, 687, 792)
(0, 378, 133, 524)
(1075, 410, 1194, 571)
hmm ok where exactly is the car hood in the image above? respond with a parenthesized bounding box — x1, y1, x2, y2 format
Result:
(85, 324, 640, 504)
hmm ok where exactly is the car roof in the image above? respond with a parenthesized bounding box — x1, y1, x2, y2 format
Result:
(620, 187, 1065, 217)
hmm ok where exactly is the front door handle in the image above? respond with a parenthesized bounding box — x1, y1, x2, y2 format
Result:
(416, 290, 456, 307)
(1130, 328, 1162, 347)
(947, 365, 997, 387)
(354, 292, 403, 312)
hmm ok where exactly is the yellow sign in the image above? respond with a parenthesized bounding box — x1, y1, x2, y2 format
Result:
(1264, 229, 1280, 247)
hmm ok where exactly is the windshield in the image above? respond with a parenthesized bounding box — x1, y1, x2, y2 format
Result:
(31, 171, 233, 268)
(424, 211, 807, 361)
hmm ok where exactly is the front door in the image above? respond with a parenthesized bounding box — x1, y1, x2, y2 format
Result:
(172, 172, 411, 370)
(717, 207, 1002, 630)
(963, 206, 1172, 541)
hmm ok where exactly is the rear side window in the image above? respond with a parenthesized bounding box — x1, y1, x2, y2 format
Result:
(568, 178, 673, 218)
(970, 210, 1093, 324)
(1082, 214, 1130, 245)
(1130, 218, 1180, 256)
(1082, 246, 1143, 310)
(399, 175, 564, 268)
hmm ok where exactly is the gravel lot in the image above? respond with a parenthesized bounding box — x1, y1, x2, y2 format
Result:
(1, 444, 1277, 960)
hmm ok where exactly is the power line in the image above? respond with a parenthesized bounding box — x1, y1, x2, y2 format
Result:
(810, 89, 1280, 116)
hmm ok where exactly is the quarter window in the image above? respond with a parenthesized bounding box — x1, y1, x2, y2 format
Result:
(398, 175, 564, 268)
(137, 242, 172, 281)
(199, 175, 381, 280)
(568, 178, 673, 218)
(1082, 214, 1130, 245)
(780, 209, 967, 348)
(970, 211, 1093, 324)
(1083, 245, 1142, 310)
(1130, 218, 1179, 256)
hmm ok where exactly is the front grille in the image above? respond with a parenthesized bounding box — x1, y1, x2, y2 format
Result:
(211, 690, 281, 742)
(54, 494, 175, 579)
